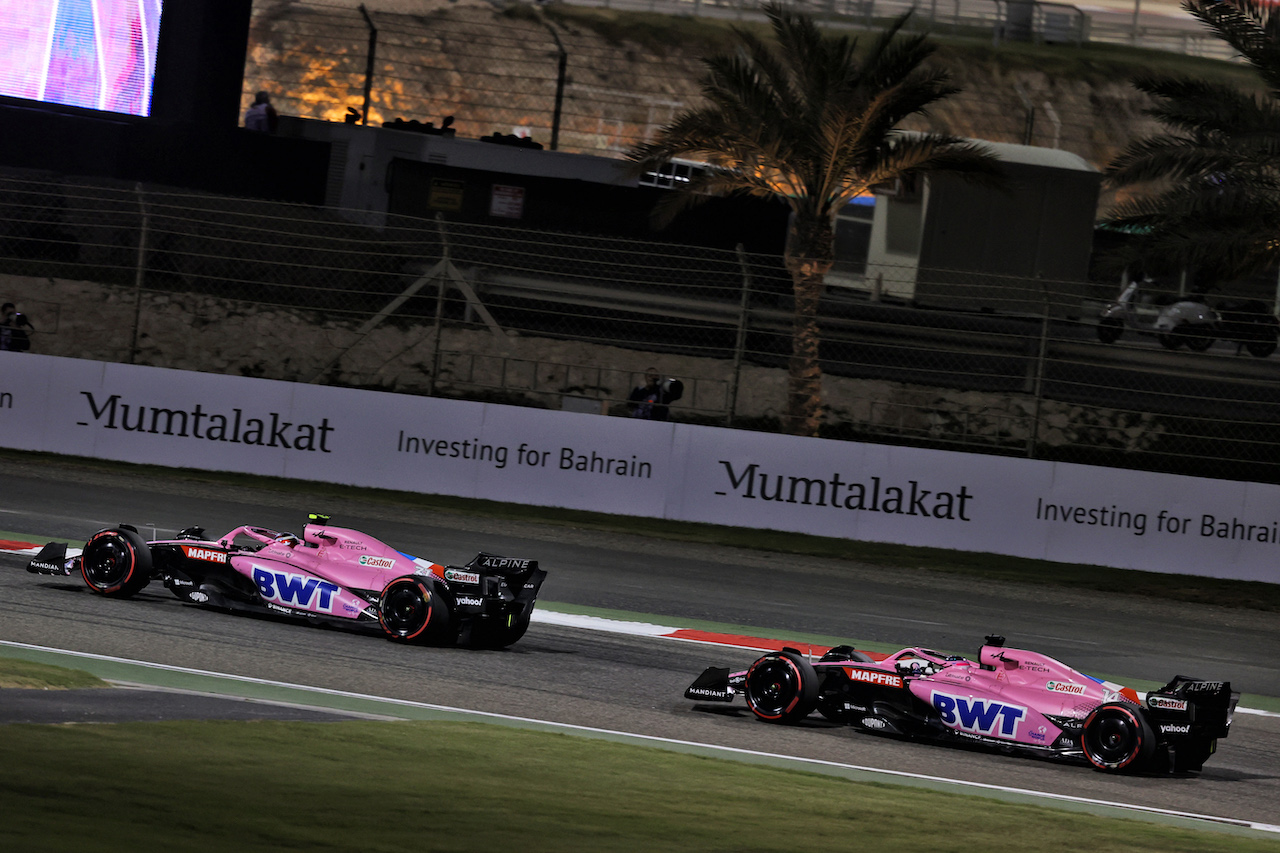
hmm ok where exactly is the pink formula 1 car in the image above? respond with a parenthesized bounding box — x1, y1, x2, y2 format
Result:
(685, 636, 1237, 774)
(26, 513, 546, 649)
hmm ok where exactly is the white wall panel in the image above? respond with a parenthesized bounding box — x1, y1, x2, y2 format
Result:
(3, 352, 1276, 583)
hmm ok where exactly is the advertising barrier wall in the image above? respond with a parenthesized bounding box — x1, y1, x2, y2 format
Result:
(2, 352, 1277, 584)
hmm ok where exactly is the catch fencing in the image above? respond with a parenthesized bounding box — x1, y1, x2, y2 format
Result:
(3, 172, 1280, 485)
(240, 0, 1191, 167)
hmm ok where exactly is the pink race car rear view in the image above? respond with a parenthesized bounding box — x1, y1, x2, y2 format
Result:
(27, 513, 546, 649)
(685, 635, 1237, 773)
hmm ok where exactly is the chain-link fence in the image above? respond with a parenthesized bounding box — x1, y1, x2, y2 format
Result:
(4, 171, 1280, 484)
(239, 0, 1177, 175)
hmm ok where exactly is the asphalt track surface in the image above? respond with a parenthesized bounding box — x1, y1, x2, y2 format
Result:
(0, 459, 1277, 830)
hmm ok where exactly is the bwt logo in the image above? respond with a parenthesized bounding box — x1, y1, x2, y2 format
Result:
(931, 692, 1027, 739)
(252, 567, 339, 613)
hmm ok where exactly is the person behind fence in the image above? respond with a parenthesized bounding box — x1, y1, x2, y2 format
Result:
(0, 302, 33, 352)
(244, 91, 279, 133)
(628, 367, 683, 420)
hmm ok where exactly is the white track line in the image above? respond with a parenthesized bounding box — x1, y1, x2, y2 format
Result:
(1, 639, 1277, 836)
(5, 545, 1277, 718)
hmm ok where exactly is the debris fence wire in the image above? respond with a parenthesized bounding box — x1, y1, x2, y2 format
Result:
(3, 174, 1280, 484)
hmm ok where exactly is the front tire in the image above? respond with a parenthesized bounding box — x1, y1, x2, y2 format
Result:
(80, 528, 152, 597)
(378, 577, 450, 643)
(1081, 703, 1156, 772)
(744, 651, 819, 724)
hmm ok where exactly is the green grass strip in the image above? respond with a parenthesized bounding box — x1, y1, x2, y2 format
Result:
(1, 719, 1277, 852)
(0, 657, 106, 689)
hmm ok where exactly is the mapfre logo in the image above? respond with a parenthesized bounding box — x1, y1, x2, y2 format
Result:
(844, 667, 903, 689)
(181, 545, 227, 563)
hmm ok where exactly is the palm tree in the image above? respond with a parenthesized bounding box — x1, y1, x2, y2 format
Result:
(628, 3, 1001, 436)
(1105, 0, 1280, 284)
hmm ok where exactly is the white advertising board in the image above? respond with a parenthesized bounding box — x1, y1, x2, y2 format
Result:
(2, 352, 1277, 584)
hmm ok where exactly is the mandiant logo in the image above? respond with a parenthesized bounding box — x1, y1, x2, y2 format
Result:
(76, 392, 334, 452)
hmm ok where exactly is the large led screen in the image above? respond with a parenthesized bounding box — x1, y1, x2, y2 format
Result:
(0, 0, 164, 117)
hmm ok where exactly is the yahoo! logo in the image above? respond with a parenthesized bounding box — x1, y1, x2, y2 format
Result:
(931, 691, 1026, 739)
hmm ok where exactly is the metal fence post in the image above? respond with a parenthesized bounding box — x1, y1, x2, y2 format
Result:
(429, 214, 449, 397)
(1027, 288, 1050, 458)
(359, 4, 377, 125)
(727, 244, 752, 426)
(536, 12, 568, 151)
(129, 182, 148, 365)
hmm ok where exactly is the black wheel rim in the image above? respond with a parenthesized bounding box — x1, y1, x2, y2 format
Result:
(84, 539, 131, 587)
(747, 658, 799, 718)
(1085, 711, 1138, 764)
(382, 583, 428, 635)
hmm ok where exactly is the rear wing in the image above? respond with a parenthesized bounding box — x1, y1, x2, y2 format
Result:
(1147, 675, 1239, 739)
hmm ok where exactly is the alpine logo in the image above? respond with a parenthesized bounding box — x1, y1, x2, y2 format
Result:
(475, 556, 531, 570)
(1148, 695, 1189, 712)
(1046, 681, 1086, 695)
(445, 569, 480, 584)
(181, 546, 228, 563)
(931, 691, 1027, 739)
(844, 668, 904, 689)
(252, 567, 340, 613)
(1187, 681, 1224, 693)
(358, 556, 396, 569)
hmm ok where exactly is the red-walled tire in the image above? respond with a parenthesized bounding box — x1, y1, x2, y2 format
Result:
(1081, 703, 1156, 772)
(80, 528, 153, 597)
(379, 577, 450, 643)
(744, 651, 819, 724)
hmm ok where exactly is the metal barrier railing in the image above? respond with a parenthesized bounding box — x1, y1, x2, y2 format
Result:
(3, 173, 1280, 484)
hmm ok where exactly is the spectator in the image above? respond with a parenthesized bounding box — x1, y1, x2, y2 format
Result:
(628, 367, 683, 420)
(0, 302, 33, 352)
(244, 91, 279, 133)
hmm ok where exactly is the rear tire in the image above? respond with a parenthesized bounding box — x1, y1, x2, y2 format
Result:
(1157, 332, 1183, 350)
(744, 651, 819, 724)
(80, 528, 152, 597)
(1183, 329, 1214, 351)
(378, 577, 450, 643)
(1246, 339, 1277, 358)
(1096, 318, 1123, 344)
(1081, 703, 1156, 772)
